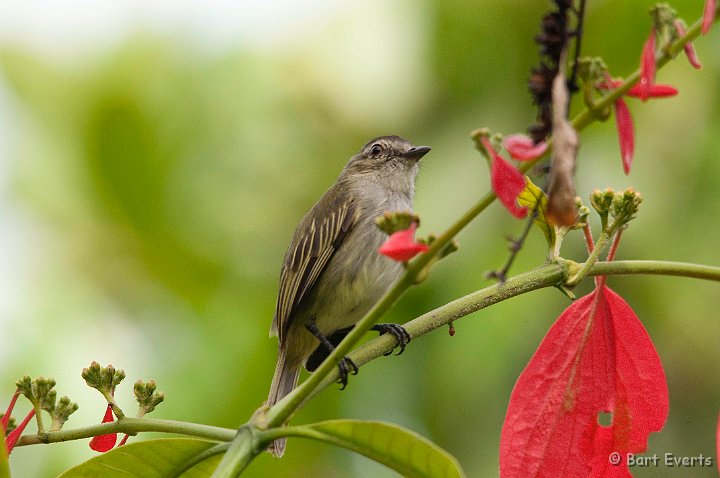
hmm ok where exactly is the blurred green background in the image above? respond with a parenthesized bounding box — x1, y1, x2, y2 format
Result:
(1, 0, 719, 476)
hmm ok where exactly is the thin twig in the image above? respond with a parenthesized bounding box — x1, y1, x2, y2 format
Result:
(486, 208, 539, 282)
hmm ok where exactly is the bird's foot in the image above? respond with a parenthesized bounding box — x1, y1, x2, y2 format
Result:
(372, 323, 411, 356)
(336, 357, 358, 390)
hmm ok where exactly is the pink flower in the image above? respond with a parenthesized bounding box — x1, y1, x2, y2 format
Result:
(89, 404, 117, 452)
(674, 20, 702, 69)
(602, 79, 676, 174)
(502, 134, 548, 161)
(703, 0, 716, 35)
(636, 28, 657, 102)
(596, 25, 681, 174)
(613, 98, 635, 175)
(378, 223, 429, 262)
(626, 83, 679, 99)
(629, 28, 679, 103)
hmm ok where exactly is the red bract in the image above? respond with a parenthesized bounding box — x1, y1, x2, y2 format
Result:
(1, 391, 20, 432)
(481, 137, 528, 218)
(637, 28, 657, 101)
(626, 84, 678, 99)
(378, 223, 428, 262)
(4, 408, 36, 455)
(632, 28, 680, 102)
(614, 98, 634, 175)
(599, 71, 676, 174)
(703, 0, 716, 34)
(500, 286, 668, 477)
(674, 20, 702, 69)
(89, 404, 117, 452)
(503, 134, 548, 161)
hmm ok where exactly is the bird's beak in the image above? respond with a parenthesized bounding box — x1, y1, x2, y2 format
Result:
(402, 146, 431, 161)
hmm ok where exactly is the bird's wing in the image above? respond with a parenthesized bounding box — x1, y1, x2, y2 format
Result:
(271, 194, 356, 344)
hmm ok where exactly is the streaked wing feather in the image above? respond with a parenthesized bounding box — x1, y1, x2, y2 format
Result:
(272, 199, 355, 344)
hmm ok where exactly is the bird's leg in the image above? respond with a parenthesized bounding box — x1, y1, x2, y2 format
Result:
(305, 321, 357, 390)
(305, 326, 353, 372)
(372, 323, 411, 356)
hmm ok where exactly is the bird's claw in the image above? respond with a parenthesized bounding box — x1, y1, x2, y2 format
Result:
(336, 357, 358, 390)
(372, 323, 411, 356)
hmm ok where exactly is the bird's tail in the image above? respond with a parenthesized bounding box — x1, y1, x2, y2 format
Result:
(266, 350, 300, 457)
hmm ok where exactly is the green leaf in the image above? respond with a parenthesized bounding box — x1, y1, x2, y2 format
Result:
(57, 438, 222, 478)
(284, 419, 466, 478)
(517, 178, 555, 245)
(0, 426, 11, 478)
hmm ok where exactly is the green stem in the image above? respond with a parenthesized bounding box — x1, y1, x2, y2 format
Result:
(211, 426, 262, 478)
(14, 417, 235, 447)
(590, 260, 720, 280)
(32, 402, 45, 435)
(566, 224, 615, 286)
(308, 262, 566, 396)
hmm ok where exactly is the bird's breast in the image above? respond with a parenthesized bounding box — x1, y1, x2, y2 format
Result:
(307, 217, 405, 334)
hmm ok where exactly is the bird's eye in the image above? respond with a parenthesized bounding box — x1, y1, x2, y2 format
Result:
(370, 144, 383, 156)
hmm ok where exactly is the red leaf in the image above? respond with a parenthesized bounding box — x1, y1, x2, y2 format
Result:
(499, 286, 668, 477)
(614, 99, 634, 175)
(674, 20, 702, 69)
(703, 0, 716, 35)
(378, 223, 428, 262)
(503, 134, 548, 161)
(89, 404, 117, 452)
(480, 137, 527, 218)
(492, 155, 528, 218)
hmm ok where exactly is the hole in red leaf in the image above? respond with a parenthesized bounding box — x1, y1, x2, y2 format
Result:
(598, 411, 613, 427)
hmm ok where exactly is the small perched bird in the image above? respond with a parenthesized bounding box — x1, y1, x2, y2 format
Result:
(267, 135, 430, 456)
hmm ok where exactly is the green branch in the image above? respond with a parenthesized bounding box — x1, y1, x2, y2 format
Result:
(308, 262, 566, 396)
(14, 417, 235, 447)
(210, 426, 261, 478)
(589, 260, 720, 280)
(308, 259, 720, 394)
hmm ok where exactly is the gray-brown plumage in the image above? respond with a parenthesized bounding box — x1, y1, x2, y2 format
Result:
(267, 136, 430, 456)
